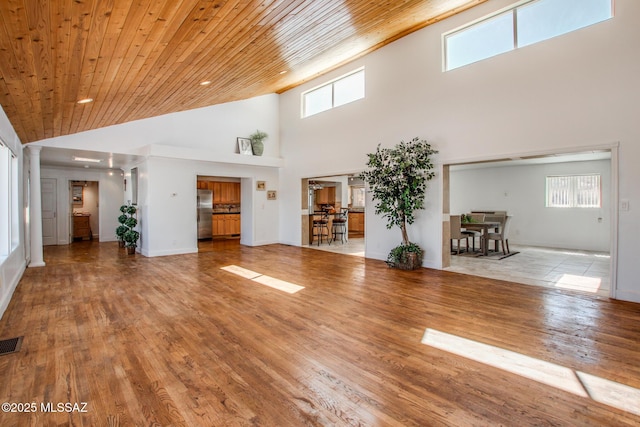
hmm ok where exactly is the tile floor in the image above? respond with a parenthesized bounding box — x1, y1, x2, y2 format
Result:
(308, 239, 611, 298)
(446, 244, 611, 297)
(305, 237, 365, 257)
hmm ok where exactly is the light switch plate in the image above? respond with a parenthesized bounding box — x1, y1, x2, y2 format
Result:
(621, 200, 630, 212)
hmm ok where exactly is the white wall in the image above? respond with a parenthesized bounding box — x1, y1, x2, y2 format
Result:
(40, 167, 125, 244)
(278, 0, 640, 302)
(32, 94, 280, 158)
(450, 160, 611, 252)
(0, 106, 25, 320)
(139, 156, 279, 257)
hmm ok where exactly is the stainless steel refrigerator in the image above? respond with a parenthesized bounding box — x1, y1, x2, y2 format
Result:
(197, 189, 213, 239)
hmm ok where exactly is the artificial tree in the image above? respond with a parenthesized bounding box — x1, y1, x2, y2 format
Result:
(360, 137, 438, 269)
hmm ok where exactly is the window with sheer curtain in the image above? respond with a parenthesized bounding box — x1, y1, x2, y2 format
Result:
(546, 174, 601, 208)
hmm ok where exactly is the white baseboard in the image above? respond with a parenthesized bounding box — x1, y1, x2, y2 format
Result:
(0, 259, 26, 321)
(141, 247, 198, 257)
(614, 289, 640, 304)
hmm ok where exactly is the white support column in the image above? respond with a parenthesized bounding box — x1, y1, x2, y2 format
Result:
(28, 145, 45, 267)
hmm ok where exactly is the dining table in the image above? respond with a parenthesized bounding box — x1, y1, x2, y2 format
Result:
(461, 221, 501, 256)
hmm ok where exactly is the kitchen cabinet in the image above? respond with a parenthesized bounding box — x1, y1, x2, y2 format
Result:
(315, 187, 335, 205)
(212, 215, 224, 236)
(212, 182, 223, 203)
(73, 214, 92, 240)
(226, 213, 241, 235)
(228, 183, 241, 204)
(212, 213, 241, 237)
(197, 180, 215, 190)
(348, 212, 364, 233)
(212, 182, 240, 204)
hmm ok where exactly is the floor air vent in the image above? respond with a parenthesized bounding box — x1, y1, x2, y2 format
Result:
(0, 336, 23, 355)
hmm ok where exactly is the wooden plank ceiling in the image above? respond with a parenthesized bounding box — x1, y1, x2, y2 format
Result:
(0, 0, 485, 144)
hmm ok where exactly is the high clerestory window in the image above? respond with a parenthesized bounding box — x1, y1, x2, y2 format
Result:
(302, 68, 365, 118)
(443, 0, 613, 71)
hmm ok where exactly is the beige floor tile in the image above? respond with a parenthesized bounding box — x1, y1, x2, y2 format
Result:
(449, 245, 610, 297)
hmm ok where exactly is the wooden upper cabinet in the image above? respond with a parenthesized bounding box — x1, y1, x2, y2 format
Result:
(315, 187, 336, 205)
(212, 182, 223, 203)
(210, 181, 241, 204)
(229, 183, 241, 204)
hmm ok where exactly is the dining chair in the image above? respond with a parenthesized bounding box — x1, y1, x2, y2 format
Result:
(463, 213, 485, 252)
(486, 215, 512, 255)
(468, 213, 485, 222)
(450, 215, 470, 255)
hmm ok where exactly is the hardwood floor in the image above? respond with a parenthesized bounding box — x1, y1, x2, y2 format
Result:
(1, 241, 639, 426)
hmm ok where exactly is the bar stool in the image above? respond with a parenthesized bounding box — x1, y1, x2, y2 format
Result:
(312, 212, 330, 246)
(331, 209, 348, 244)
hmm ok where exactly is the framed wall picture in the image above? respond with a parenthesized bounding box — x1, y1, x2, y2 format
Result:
(267, 190, 277, 200)
(237, 137, 253, 155)
(72, 185, 83, 206)
(256, 181, 266, 191)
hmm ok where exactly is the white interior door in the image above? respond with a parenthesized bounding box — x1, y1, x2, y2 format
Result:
(41, 178, 57, 246)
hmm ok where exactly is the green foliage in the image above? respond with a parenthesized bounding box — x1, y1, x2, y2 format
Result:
(461, 214, 477, 224)
(123, 229, 140, 247)
(116, 204, 139, 247)
(249, 129, 268, 143)
(124, 217, 137, 228)
(360, 137, 438, 246)
(387, 242, 423, 266)
(115, 225, 128, 239)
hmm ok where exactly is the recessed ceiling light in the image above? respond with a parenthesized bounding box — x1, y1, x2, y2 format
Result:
(73, 156, 102, 163)
(279, 70, 287, 75)
(199, 80, 212, 86)
(77, 98, 94, 104)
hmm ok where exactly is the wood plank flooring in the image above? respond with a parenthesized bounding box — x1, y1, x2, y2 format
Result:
(1, 240, 639, 426)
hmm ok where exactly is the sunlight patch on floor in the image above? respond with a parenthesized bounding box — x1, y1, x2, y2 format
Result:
(421, 328, 640, 416)
(221, 265, 305, 294)
(554, 274, 601, 293)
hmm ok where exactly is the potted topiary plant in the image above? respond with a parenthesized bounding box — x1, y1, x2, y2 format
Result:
(249, 130, 268, 156)
(116, 204, 139, 253)
(360, 137, 438, 270)
(123, 229, 140, 254)
(116, 224, 128, 247)
(116, 205, 129, 247)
